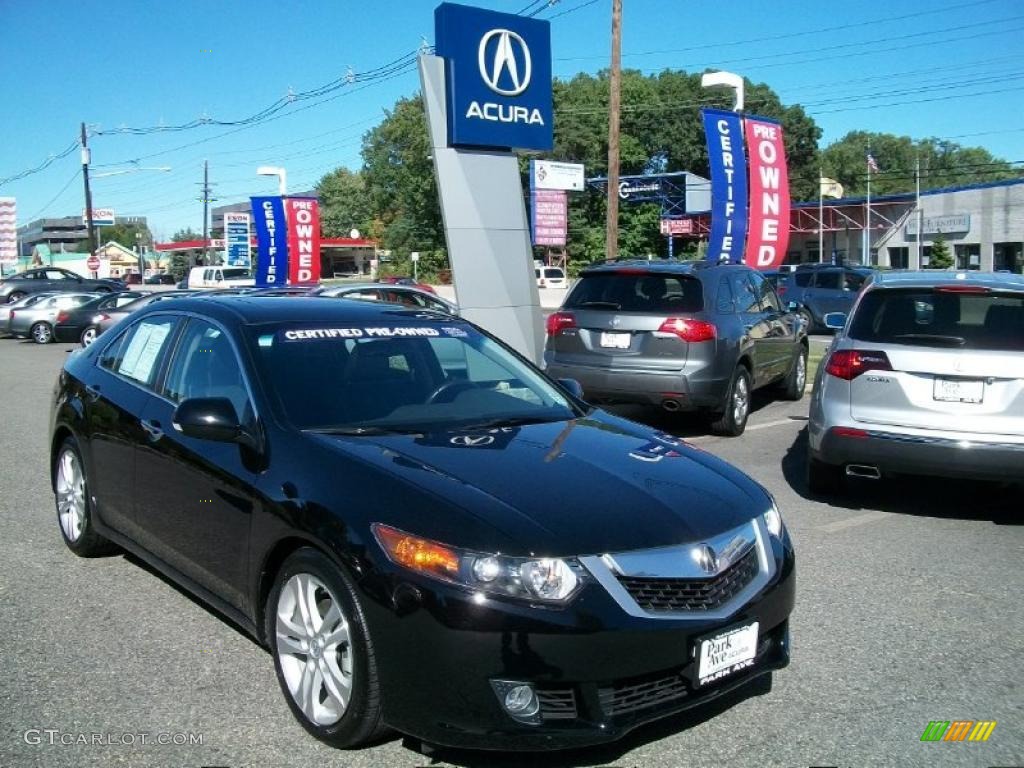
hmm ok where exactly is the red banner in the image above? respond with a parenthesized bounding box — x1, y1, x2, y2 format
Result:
(285, 197, 321, 284)
(743, 118, 790, 269)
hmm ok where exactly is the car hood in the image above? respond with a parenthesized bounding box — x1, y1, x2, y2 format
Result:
(308, 412, 769, 557)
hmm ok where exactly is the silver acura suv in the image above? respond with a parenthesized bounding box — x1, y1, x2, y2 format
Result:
(807, 270, 1024, 493)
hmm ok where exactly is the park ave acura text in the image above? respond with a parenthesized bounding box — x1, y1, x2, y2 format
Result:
(50, 296, 794, 750)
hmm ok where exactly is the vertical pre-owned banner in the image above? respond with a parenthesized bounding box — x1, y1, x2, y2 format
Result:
(743, 117, 790, 269)
(701, 108, 748, 264)
(251, 196, 288, 287)
(285, 197, 321, 284)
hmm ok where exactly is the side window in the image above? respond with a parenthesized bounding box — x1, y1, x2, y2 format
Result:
(425, 296, 452, 313)
(729, 273, 760, 313)
(794, 270, 813, 288)
(844, 271, 867, 292)
(342, 289, 382, 302)
(164, 319, 253, 426)
(814, 271, 842, 290)
(716, 276, 735, 313)
(109, 316, 178, 387)
(750, 271, 782, 312)
(45, 269, 71, 281)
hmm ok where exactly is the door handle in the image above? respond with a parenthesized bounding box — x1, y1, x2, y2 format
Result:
(141, 419, 164, 441)
(84, 384, 101, 402)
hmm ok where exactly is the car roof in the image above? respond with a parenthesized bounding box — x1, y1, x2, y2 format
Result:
(869, 270, 1024, 291)
(579, 259, 753, 277)
(139, 295, 455, 327)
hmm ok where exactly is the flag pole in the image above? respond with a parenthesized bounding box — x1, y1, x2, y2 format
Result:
(915, 156, 922, 270)
(865, 152, 872, 266)
(818, 166, 825, 264)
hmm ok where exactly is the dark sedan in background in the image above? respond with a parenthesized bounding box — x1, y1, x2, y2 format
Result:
(53, 291, 152, 346)
(93, 290, 200, 337)
(0, 267, 126, 303)
(50, 296, 794, 752)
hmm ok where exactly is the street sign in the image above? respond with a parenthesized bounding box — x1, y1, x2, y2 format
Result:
(83, 208, 115, 226)
(86, 255, 101, 271)
(532, 160, 585, 191)
(434, 3, 553, 151)
(660, 218, 694, 236)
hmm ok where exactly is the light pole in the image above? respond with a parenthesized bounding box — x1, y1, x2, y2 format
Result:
(257, 166, 287, 196)
(701, 70, 744, 111)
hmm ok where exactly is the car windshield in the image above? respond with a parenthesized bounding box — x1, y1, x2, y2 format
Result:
(849, 287, 1024, 351)
(249, 320, 580, 432)
(566, 272, 704, 312)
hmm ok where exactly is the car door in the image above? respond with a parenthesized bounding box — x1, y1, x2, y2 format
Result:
(806, 269, 845, 318)
(750, 270, 798, 380)
(728, 271, 772, 385)
(43, 268, 79, 293)
(133, 317, 258, 611)
(85, 314, 181, 540)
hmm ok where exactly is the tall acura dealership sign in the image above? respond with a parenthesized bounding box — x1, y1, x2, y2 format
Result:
(701, 108, 791, 269)
(422, 3, 551, 363)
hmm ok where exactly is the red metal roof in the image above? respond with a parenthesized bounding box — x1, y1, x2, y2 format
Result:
(155, 236, 376, 252)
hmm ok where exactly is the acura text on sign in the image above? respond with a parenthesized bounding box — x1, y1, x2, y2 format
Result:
(286, 198, 321, 284)
(743, 117, 790, 269)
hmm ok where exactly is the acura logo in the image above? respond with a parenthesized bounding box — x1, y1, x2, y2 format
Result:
(693, 544, 719, 575)
(451, 435, 495, 447)
(478, 28, 532, 96)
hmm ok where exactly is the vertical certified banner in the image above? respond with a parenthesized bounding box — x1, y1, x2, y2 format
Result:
(743, 117, 791, 269)
(224, 212, 251, 268)
(701, 108, 748, 264)
(285, 197, 321, 284)
(251, 196, 288, 287)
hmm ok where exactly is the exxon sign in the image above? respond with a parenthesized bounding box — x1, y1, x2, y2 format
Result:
(434, 2, 553, 151)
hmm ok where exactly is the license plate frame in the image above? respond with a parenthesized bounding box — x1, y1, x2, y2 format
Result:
(933, 377, 984, 404)
(599, 331, 632, 349)
(693, 621, 759, 688)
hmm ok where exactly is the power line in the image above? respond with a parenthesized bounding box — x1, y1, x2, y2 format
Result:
(0, 139, 78, 188)
(547, 0, 599, 20)
(23, 170, 81, 221)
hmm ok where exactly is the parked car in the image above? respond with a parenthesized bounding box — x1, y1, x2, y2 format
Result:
(807, 270, 1024, 494)
(778, 264, 875, 331)
(536, 266, 567, 289)
(316, 283, 457, 314)
(144, 273, 178, 285)
(93, 290, 200, 336)
(53, 291, 152, 346)
(8, 293, 99, 343)
(187, 265, 255, 289)
(1, 292, 59, 336)
(0, 267, 125, 303)
(50, 295, 794, 751)
(380, 276, 437, 294)
(544, 261, 809, 435)
(124, 273, 143, 285)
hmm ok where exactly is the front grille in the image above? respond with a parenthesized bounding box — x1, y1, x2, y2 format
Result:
(617, 546, 759, 612)
(536, 688, 578, 721)
(599, 672, 688, 716)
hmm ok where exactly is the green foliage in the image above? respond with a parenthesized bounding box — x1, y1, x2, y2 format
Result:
(821, 131, 1019, 197)
(928, 234, 953, 269)
(168, 251, 189, 280)
(171, 227, 201, 242)
(94, 222, 152, 251)
(316, 168, 374, 238)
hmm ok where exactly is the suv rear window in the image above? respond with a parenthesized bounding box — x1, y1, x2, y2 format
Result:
(566, 272, 704, 313)
(849, 288, 1024, 351)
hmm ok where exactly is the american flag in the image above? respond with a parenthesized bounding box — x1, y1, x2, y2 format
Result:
(866, 153, 880, 173)
(0, 197, 16, 263)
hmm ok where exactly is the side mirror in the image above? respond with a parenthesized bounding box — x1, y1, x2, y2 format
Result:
(173, 397, 243, 443)
(824, 312, 847, 330)
(557, 378, 585, 400)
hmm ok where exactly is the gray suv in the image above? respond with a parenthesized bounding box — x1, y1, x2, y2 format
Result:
(807, 270, 1024, 493)
(544, 261, 808, 436)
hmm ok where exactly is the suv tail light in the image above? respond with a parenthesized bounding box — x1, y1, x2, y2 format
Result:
(56, 310, 70, 323)
(824, 349, 892, 380)
(656, 318, 716, 342)
(546, 311, 576, 336)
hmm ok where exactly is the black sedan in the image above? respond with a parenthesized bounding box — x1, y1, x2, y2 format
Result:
(53, 290, 151, 345)
(0, 266, 126, 303)
(50, 297, 794, 751)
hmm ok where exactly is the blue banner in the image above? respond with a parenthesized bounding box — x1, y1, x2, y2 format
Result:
(702, 108, 748, 264)
(251, 196, 288, 287)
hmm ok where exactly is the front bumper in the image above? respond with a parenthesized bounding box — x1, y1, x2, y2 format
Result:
(812, 426, 1024, 482)
(362, 534, 795, 750)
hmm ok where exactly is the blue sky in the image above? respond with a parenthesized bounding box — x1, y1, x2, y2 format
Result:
(1, 0, 1021, 240)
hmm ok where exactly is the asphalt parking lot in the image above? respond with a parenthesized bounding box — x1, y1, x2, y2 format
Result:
(1, 337, 1021, 768)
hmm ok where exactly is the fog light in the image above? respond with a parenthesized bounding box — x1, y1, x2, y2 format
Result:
(490, 680, 541, 725)
(472, 556, 501, 582)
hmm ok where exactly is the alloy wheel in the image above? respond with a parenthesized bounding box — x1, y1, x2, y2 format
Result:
(81, 327, 97, 346)
(275, 573, 354, 727)
(733, 374, 750, 426)
(795, 352, 807, 393)
(56, 449, 85, 542)
(32, 323, 52, 344)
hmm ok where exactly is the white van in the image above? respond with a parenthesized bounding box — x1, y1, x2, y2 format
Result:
(188, 266, 255, 289)
(535, 266, 567, 289)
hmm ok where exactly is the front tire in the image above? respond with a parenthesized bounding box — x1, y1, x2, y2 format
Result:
(80, 326, 98, 347)
(711, 366, 752, 437)
(31, 322, 53, 344)
(266, 548, 385, 749)
(8, 290, 26, 303)
(53, 437, 117, 556)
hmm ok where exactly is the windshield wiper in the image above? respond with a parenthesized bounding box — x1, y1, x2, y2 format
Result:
(575, 301, 621, 309)
(890, 333, 966, 347)
(455, 415, 563, 431)
(308, 426, 423, 436)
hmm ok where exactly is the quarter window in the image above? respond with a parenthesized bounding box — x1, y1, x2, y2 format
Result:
(107, 316, 178, 387)
(750, 271, 781, 312)
(729, 273, 760, 313)
(164, 319, 253, 426)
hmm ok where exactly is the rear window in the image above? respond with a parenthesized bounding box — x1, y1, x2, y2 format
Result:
(849, 288, 1024, 351)
(543, 268, 565, 279)
(566, 272, 704, 313)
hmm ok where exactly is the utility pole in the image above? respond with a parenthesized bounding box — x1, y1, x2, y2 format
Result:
(80, 122, 96, 255)
(604, 0, 622, 262)
(198, 160, 217, 266)
(915, 156, 923, 270)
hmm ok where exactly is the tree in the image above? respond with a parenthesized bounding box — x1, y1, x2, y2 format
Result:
(168, 251, 190, 280)
(821, 131, 1019, 197)
(927, 234, 953, 269)
(316, 168, 374, 238)
(171, 227, 202, 242)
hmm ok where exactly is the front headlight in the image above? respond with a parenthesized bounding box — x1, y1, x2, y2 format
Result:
(372, 523, 583, 604)
(763, 501, 785, 538)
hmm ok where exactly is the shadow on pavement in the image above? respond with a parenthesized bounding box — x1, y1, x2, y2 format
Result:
(782, 425, 1023, 525)
(603, 388, 781, 439)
